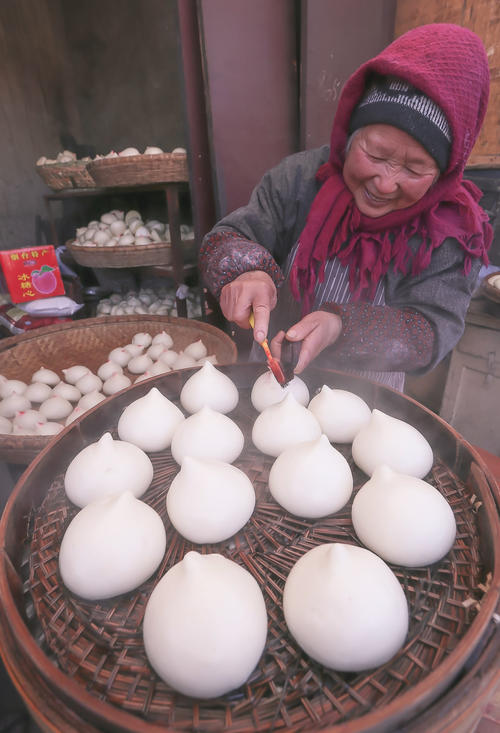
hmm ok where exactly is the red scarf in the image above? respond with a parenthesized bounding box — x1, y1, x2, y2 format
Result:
(290, 24, 492, 309)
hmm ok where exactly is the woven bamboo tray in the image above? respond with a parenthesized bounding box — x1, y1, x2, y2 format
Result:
(36, 161, 95, 190)
(0, 364, 498, 732)
(66, 238, 196, 269)
(0, 315, 237, 464)
(482, 270, 500, 305)
(87, 153, 189, 187)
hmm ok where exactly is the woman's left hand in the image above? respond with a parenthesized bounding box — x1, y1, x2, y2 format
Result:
(270, 311, 342, 373)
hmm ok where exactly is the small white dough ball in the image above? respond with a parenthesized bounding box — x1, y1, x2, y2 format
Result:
(62, 365, 90, 384)
(143, 552, 267, 698)
(13, 409, 46, 432)
(25, 382, 52, 403)
(77, 391, 106, 411)
(352, 409, 433, 478)
(127, 354, 154, 374)
(252, 393, 321, 457)
(102, 373, 132, 395)
(147, 343, 168, 361)
(269, 435, 353, 518)
(64, 432, 154, 507)
(31, 367, 60, 386)
(283, 543, 408, 672)
(124, 343, 144, 358)
(180, 362, 239, 414)
(159, 349, 178, 367)
(172, 352, 198, 370)
(167, 456, 255, 543)
(308, 386, 371, 443)
(149, 361, 171, 376)
(1, 379, 27, 398)
(183, 339, 207, 361)
(171, 406, 244, 464)
(0, 394, 31, 418)
(132, 332, 152, 348)
(108, 347, 131, 367)
(118, 387, 185, 452)
(251, 371, 309, 412)
(52, 382, 81, 402)
(352, 465, 456, 566)
(75, 372, 103, 395)
(97, 361, 123, 381)
(151, 331, 174, 348)
(59, 492, 166, 600)
(39, 395, 73, 420)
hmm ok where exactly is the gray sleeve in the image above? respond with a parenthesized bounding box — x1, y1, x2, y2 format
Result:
(384, 236, 482, 370)
(204, 146, 329, 267)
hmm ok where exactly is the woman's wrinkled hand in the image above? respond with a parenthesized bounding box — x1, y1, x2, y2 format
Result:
(220, 271, 277, 342)
(271, 311, 342, 373)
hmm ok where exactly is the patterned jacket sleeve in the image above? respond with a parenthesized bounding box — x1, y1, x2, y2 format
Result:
(319, 235, 481, 374)
(319, 302, 435, 372)
(199, 230, 284, 300)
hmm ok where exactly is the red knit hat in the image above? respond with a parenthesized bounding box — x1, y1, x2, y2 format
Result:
(349, 75, 452, 171)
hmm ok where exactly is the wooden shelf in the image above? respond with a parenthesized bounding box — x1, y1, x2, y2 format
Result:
(43, 181, 199, 318)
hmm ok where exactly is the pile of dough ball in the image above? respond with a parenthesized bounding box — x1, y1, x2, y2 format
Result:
(36, 146, 186, 168)
(36, 150, 91, 166)
(0, 330, 215, 436)
(70, 208, 194, 250)
(96, 285, 202, 319)
(50, 363, 460, 698)
(93, 145, 186, 160)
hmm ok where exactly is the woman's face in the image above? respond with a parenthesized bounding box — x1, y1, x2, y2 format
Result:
(343, 124, 440, 218)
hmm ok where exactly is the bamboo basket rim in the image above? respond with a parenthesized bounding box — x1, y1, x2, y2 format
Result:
(0, 313, 236, 357)
(87, 152, 189, 185)
(66, 237, 194, 252)
(36, 159, 96, 190)
(0, 364, 499, 732)
(482, 270, 500, 305)
(37, 159, 90, 169)
(65, 238, 195, 268)
(88, 151, 187, 167)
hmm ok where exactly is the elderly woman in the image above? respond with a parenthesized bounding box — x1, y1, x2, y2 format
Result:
(199, 23, 492, 390)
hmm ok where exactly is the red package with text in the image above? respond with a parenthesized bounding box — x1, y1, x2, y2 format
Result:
(0, 245, 65, 303)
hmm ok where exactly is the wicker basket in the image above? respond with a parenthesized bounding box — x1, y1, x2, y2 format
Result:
(482, 270, 500, 305)
(0, 315, 237, 464)
(0, 364, 499, 732)
(87, 152, 189, 187)
(66, 238, 196, 269)
(36, 161, 95, 190)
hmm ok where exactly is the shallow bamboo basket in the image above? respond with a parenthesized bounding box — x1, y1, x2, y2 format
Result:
(87, 153, 189, 187)
(0, 315, 237, 464)
(36, 161, 95, 190)
(66, 238, 196, 269)
(482, 270, 500, 305)
(0, 364, 498, 732)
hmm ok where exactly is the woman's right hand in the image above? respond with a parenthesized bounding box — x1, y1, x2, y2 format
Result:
(219, 271, 277, 343)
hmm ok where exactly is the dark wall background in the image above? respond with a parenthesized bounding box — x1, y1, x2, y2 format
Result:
(61, 0, 186, 157)
(200, 0, 397, 219)
(0, 0, 186, 253)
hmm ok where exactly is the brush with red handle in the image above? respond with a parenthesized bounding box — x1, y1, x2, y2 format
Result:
(248, 312, 287, 385)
